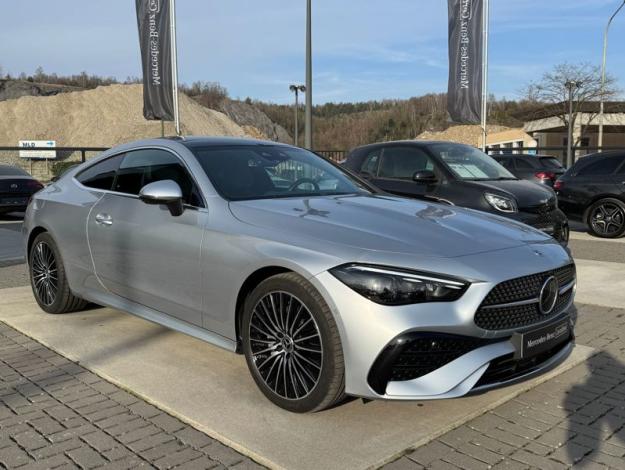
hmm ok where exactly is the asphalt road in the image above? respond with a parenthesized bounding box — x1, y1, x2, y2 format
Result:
(0, 212, 24, 264)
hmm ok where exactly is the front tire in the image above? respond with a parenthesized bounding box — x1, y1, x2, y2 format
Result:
(242, 272, 345, 413)
(587, 198, 625, 238)
(29, 232, 87, 314)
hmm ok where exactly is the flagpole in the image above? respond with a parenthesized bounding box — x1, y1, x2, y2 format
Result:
(481, 0, 490, 152)
(170, 0, 181, 135)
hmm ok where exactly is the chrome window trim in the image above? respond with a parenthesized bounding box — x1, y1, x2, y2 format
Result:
(73, 145, 208, 210)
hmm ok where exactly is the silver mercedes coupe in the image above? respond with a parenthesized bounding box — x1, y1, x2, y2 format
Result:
(24, 137, 576, 412)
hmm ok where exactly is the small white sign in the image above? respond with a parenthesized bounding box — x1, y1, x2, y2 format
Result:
(19, 140, 57, 159)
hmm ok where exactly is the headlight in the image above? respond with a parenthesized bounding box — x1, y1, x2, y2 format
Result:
(485, 193, 517, 213)
(329, 264, 469, 305)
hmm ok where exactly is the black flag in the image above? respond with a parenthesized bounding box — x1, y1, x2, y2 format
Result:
(136, 0, 174, 121)
(447, 0, 484, 124)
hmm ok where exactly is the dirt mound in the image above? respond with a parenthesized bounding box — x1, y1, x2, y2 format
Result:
(417, 124, 511, 147)
(0, 83, 247, 147)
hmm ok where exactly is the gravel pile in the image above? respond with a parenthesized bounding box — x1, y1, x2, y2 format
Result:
(417, 124, 511, 147)
(0, 84, 247, 146)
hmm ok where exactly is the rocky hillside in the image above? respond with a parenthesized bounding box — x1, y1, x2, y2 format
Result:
(0, 79, 82, 101)
(219, 99, 291, 143)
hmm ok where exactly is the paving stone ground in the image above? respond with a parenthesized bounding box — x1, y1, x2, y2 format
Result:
(0, 322, 264, 470)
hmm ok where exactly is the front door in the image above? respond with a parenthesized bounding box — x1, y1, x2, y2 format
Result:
(370, 146, 440, 199)
(87, 148, 207, 326)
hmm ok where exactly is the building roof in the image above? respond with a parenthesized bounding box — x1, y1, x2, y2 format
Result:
(521, 101, 625, 122)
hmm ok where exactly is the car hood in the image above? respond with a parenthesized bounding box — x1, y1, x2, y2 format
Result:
(462, 179, 556, 208)
(229, 194, 552, 258)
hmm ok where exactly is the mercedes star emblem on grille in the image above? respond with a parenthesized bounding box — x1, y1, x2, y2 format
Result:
(539, 276, 559, 315)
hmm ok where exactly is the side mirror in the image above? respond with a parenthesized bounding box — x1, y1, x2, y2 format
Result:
(139, 180, 184, 216)
(413, 170, 438, 184)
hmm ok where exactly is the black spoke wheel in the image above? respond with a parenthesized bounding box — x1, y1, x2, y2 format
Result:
(242, 272, 345, 413)
(249, 292, 323, 400)
(587, 198, 625, 239)
(31, 241, 59, 306)
(29, 232, 87, 314)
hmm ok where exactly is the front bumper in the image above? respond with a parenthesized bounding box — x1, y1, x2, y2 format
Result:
(311, 243, 575, 400)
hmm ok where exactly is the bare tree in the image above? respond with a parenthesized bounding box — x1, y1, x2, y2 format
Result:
(522, 62, 620, 146)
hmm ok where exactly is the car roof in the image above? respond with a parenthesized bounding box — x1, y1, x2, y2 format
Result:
(350, 140, 471, 154)
(175, 136, 292, 149)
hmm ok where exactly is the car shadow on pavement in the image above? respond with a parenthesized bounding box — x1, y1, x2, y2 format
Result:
(564, 349, 625, 465)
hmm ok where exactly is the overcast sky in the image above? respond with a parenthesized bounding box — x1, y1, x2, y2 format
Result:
(1, 0, 624, 104)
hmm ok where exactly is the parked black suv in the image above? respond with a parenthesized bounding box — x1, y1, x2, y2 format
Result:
(555, 151, 625, 238)
(343, 141, 569, 244)
(492, 154, 565, 187)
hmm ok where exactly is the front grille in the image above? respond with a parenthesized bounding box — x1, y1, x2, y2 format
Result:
(475, 264, 575, 331)
(367, 333, 497, 394)
(389, 336, 484, 382)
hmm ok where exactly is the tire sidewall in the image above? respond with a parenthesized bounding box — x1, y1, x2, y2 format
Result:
(587, 198, 625, 238)
(29, 232, 68, 313)
(242, 274, 343, 413)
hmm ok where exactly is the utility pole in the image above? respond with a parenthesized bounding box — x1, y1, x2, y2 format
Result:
(170, 0, 181, 135)
(598, 0, 625, 151)
(304, 0, 313, 149)
(289, 85, 306, 146)
(565, 80, 582, 168)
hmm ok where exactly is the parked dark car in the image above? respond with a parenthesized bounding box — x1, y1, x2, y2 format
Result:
(492, 154, 565, 187)
(0, 164, 44, 215)
(555, 151, 625, 238)
(343, 141, 569, 244)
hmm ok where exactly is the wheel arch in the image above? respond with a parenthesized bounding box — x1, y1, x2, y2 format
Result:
(26, 226, 49, 261)
(234, 266, 293, 352)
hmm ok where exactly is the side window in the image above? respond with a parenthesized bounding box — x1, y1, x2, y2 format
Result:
(514, 158, 534, 170)
(378, 147, 436, 180)
(360, 150, 380, 176)
(76, 154, 124, 190)
(577, 157, 624, 177)
(114, 149, 203, 207)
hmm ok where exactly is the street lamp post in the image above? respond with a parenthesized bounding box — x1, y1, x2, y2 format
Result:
(598, 0, 625, 151)
(289, 85, 306, 146)
(304, 0, 313, 150)
(565, 80, 582, 168)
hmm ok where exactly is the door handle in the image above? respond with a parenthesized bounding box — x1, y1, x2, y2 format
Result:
(95, 213, 113, 226)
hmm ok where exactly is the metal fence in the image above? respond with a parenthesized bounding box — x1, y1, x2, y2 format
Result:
(485, 146, 625, 165)
(0, 146, 108, 182)
(316, 150, 347, 162)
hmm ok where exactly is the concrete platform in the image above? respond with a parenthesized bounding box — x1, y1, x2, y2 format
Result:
(0, 286, 595, 470)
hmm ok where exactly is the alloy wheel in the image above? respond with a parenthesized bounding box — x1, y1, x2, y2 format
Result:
(248, 291, 323, 400)
(31, 241, 59, 306)
(590, 202, 625, 236)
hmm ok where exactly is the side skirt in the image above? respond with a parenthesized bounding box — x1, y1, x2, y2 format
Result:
(82, 290, 238, 353)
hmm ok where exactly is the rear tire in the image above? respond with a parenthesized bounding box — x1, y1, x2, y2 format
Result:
(586, 198, 625, 239)
(242, 272, 345, 413)
(29, 232, 87, 314)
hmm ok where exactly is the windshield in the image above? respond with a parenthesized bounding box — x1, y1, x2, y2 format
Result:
(429, 143, 516, 181)
(0, 165, 29, 176)
(188, 145, 371, 201)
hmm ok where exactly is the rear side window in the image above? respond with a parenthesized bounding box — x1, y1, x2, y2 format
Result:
(114, 149, 203, 207)
(76, 154, 124, 190)
(514, 158, 535, 170)
(577, 156, 625, 176)
(495, 158, 515, 171)
(540, 157, 563, 170)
